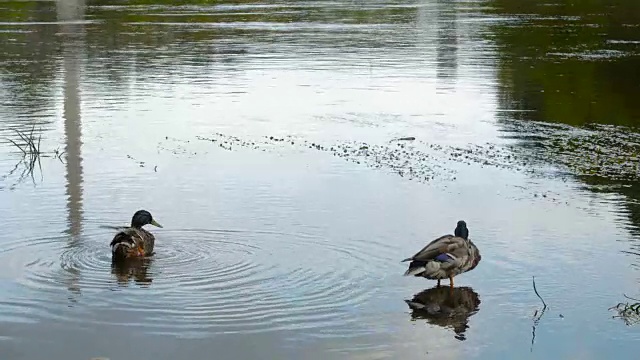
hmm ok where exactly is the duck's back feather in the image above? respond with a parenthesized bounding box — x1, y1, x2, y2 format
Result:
(403, 235, 465, 262)
(142, 229, 155, 256)
(110, 227, 154, 260)
(403, 235, 481, 279)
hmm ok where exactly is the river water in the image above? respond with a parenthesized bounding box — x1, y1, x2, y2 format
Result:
(1, 0, 640, 359)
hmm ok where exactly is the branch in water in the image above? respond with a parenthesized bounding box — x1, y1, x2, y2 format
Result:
(530, 276, 548, 353)
(533, 276, 547, 308)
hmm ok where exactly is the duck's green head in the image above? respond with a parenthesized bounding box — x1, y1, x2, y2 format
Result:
(454, 220, 468, 239)
(131, 209, 163, 229)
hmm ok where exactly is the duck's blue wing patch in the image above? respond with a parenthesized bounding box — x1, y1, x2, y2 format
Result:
(434, 253, 454, 262)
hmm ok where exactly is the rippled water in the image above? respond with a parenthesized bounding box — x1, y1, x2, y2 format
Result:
(1, 0, 640, 359)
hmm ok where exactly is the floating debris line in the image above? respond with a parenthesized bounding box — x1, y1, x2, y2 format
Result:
(194, 123, 640, 202)
(197, 133, 458, 183)
(194, 131, 562, 185)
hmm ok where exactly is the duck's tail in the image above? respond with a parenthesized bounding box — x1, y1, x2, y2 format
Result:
(112, 243, 131, 261)
(404, 260, 428, 276)
(404, 259, 443, 277)
(110, 232, 135, 262)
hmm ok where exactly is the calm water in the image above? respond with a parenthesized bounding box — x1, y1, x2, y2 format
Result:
(1, 0, 640, 359)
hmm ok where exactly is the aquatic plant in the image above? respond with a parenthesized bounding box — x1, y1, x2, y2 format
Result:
(610, 295, 640, 326)
(2, 125, 65, 187)
(8, 125, 42, 166)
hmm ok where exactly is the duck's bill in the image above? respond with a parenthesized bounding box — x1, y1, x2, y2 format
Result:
(151, 219, 163, 228)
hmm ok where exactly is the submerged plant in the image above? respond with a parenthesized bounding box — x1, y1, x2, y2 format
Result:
(2, 125, 64, 187)
(610, 295, 640, 326)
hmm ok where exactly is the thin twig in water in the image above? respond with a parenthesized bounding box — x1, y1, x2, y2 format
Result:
(389, 136, 416, 143)
(15, 128, 29, 145)
(624, 294, 640, 302)
(7, 138, 26, 154)
(533, 276, 547, 308)
(531, 276, 548, 353)
(28, 124, 35, 151)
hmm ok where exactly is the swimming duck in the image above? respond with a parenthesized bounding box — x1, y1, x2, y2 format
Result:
(110, 210, 163, 261)
(402, 220, 481, 288)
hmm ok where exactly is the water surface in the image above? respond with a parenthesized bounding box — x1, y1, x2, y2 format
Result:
(1, 0, 640, 359)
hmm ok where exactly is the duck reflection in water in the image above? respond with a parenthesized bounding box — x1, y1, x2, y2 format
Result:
(111, 258, 154, 286)
(405, 286, 481, 341)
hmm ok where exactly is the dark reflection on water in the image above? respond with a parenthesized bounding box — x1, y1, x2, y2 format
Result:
(112, 257, 154, 286)
(484, 0, 640, 329)
(486, 0, 640, 128)
(484, 0, 640, 246)
(58, 0, 86, 308)
(435, 0, 457, 88)
(405, 286, 481, 341)
(0, 1, 59, 133)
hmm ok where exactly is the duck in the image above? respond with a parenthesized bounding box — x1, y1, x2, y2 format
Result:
(110, 210, 163, 261)
(402, 220, 481, 288)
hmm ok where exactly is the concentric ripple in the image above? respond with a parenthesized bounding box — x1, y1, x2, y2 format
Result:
(0, 227, 396, 338)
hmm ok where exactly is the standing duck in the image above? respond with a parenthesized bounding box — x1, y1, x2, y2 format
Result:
(402, 220, 481, 288)
(110, 210, 163, 261)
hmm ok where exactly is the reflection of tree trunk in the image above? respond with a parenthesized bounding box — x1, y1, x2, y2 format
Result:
(436, 1, 458, 80)
(57, 0, 85, 299)
(435, 0, 458, 89)
(58, 0, 85, 239)
(56, 0, 86, 23)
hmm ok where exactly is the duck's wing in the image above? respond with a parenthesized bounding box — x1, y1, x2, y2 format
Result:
(460, 239, 481, 272)
(110, 228, 146, 249)
(402, 234, 466, 262)
(139, 228, 155, 255)
(110, 228, 130, 247)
